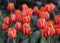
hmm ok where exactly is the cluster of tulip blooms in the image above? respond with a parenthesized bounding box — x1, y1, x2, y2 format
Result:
(1, 2, 60, 40)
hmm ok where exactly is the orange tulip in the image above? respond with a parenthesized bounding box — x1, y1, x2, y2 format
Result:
(22, 23, 31, 35)
(45, 3, 56, 12)
(7, 2, 14, 11)
(15, 10, 21, 15)
(10, 13, 16, 22)
(8, 28, 16, 39)
(22, 4, 28, 10)
(4, 16, 10, 25)
(2, 23, 8, 30)
(15, 22, 22, 30)
(37, 18, 46, 29)
(39, 11, 49, 20)
(54, 15, 60, 24)
(54, 24, 60, 35)
(16, 14, 22, 22)
(33, 6, 39, 16)
(23, 16, 31, 23)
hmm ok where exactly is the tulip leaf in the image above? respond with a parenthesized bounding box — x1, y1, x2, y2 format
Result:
(7, 38, 13, 43)
(0, 38, 4, 43)
(20, 38, 29, 43)
(30, 30, 40, 43)
(40, 36, 47, 43)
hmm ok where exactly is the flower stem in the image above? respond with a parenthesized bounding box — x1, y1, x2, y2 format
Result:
(49, 36, 50, 43)
(13, 39, 16, 43)
(54, 35, 57, 43)
(53, 12, 56, 17)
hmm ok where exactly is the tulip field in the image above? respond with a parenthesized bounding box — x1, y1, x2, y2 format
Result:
(0, 0, 60, 43)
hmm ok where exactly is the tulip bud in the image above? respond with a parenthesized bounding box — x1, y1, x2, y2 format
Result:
(16, 14, 22, 22)
(45, 3, 56, 12)
(22, 4, 28, 10)
(40, 7, 46, 11)
(22, 23, 31, 35)
(39, 11, 49, 20)
(54, 15, 60, 24)
(23, 16, 31, 23)
(8, 28, 16, 39)
(4, 16, 10, 25)
(15, 10, 21, 15)
(23, 23, 30, 28)
(54, 24, 60, 35)
(33, 6, 39, 15)
(10, 13, 16, 22)
(7, 2, 14, 11)
(2, 23, 8, 30)
(15, 22, 22, 30)
(37, 18, 46, 29)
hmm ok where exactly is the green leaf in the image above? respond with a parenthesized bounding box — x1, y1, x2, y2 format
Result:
(40, 37, 47, 43)
(30, 30, 40, 43)
(13, 39, 16, 43)
(0, 38, 4, 43)
(7, 38, 13, 43)
(20, 38, 29, 43)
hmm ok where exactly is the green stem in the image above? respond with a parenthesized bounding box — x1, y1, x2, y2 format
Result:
(54, 35, 57, 43)
(13, 39, 16, 43)
(49, 36, 50, 43)
(0, 14, 3, 19)
(53, 12, 56, 17)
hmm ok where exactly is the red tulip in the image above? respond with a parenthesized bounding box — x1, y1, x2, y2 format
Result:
(47, 20, 54, 25)
(33, 6, 39, 15)
(37, 18, 46, 29)
(7, 2, 14, 11)
(45, 3, 56, 12)
(16, 14, 22, 22)
(45, 22, 55, 36)
(40, 7, 46, 11)
(15, 22, 22, 30)
(22, 23, 31, 35)
(23, 16, 31, 23)
(54, 24, 60, 35)
(4, 16, 10, 25)
(10, 13, 16, 22)
(54, 15, 60, 24)
(8, 28, 16, 39)
(22, 4, 28, 10)
(23, 23, 30, 28)
(39, 11, 49, 20)
(15, 10, 21, 15)
(26, 8, 33, 16)
(2, 23, 8, 30)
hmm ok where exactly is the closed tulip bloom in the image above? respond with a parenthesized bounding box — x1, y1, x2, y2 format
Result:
(54, 24, 60, 35)
(15, 10, 21, 15)
(4, 16, 10, 25)
(23, 23, 30, 28)
(54, 15, 60, 24)
(33, 6, 39, 15)
(2, 23, 8, 30)
(10, 13, 16, 22)
(45, 3, 56, 12)
(39, 11, 49, 20)
(22, 27, 31, 35)
(22, 4, 28, 10)
(40, 7, 46, 11)
(23, 16, 31, 23)
(15, 22, 22, 30)
(8, 28, 16, 39)
(7, 2, 14, 11)
(16, 14, 22, 22)
(22, 23, 31, 35)
(37, 18, 46, 29)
